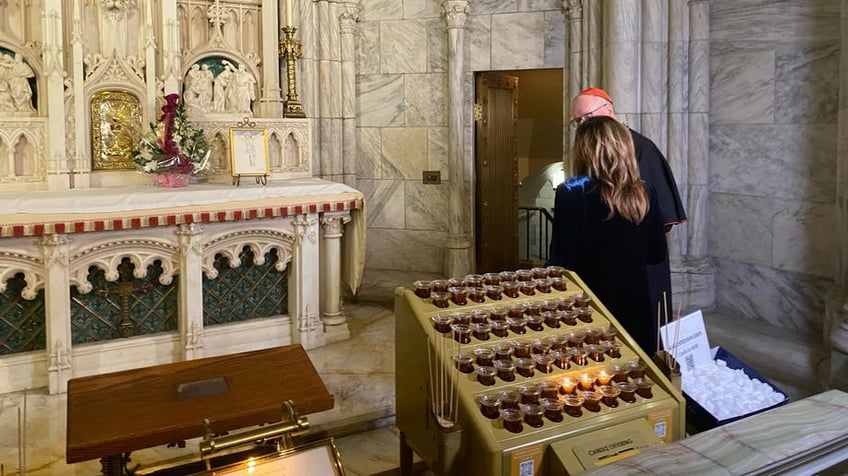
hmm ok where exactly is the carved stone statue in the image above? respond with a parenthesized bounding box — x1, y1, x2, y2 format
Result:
(213, 61, 233, 113)
(230, 63, 256, 114)
(0, 53, 35, 114)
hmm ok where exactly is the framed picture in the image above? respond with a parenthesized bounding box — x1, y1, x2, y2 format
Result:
(90, 90, 142, 170)
(205, 438, 345, 476)
(229, 127, 270, 176)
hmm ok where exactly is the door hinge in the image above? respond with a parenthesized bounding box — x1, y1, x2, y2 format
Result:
(473, 103, 483, 121)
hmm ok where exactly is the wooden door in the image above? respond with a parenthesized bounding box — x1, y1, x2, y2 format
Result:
(475, 73, 519, 273)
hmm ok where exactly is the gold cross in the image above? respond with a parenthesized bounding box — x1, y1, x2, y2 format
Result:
(95, 260, 154, 338)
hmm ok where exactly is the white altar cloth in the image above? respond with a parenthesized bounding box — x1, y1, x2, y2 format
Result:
(0, 178, 366, 293)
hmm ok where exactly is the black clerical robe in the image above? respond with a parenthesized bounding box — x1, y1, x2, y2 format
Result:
(549, 176, 667, 353)
(631, 129, 687, 349)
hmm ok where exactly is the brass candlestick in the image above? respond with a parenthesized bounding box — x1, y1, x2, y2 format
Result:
(280, 26, 306, 118)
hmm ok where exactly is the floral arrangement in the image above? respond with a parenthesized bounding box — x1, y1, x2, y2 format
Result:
(133, 93, 210, 177)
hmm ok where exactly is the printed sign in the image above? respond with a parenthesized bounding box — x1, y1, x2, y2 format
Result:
(659, 310, 712, 373)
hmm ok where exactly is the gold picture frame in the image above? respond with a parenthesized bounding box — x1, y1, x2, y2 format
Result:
(90, 91, 142, 170)
(229, 127, 270, 177)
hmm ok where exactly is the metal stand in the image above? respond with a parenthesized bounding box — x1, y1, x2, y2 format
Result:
(99, 453, 136, 476)
(200, 400, 309, 472)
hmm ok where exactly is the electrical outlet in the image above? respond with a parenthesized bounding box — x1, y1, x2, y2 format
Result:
(423, 170, 441, 184)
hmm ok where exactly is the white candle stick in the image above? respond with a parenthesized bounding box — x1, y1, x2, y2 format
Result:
(285, 0, 293, 27)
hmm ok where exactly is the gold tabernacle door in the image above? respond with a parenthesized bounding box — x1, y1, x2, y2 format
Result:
(394, 269, 686, 476)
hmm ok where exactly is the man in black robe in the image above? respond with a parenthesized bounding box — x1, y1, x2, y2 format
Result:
(569, 88, 687, 353)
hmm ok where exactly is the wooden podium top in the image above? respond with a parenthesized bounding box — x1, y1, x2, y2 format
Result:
(66, 345, 334, 464)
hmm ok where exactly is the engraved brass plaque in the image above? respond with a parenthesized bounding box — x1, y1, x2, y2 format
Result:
(90, 90, 141, 170)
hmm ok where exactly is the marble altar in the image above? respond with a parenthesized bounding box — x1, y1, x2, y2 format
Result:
(0, 179, 365, 396)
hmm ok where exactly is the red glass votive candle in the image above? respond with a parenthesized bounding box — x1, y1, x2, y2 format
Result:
(542, 311, 560, 329)
(431, 314, 453, 334)
(558, 296, 575, 311)
(519, 384, 541, 404)
(508, 303, 526, 318)
(489, 306, 508, 321)
(522, 403, 545, 428)
(613, 365, 630, 383)
(449, 286, 468, 306)
(512, 340, 532, 358)
(452, 323, 471, 344)
(500, 408, 524, 433)
(526, 315, 544, 332)
(464, 274, 483, 288)
(507, 317, 527, 335)
(519, 281, 536, 296)
(563, 394, 584, 417)
(534, 278, 552, 293)
(618, 381, 637, 403)
(561, 311, 578, 326)
(499, 389, 521, 409)
(531, 267, 549, 279)
(607, 341, 622, 359)
(584, 328, 602, 345)
(540, 381, 560, 400)
(601, 326, 617, 342)
(581, 390, 602, 412)
(578, 373, 595, 391)
(499, 271, 517, 282)
(482, 272, 501, 285)
(451, 312, 471, 326)
(627, 361, 647, 379)
(547, 265, 566, 278)
(598, 384, 621, 408)
(575, 292, 592, 307)
(431, 279, 450, 293)
(479, 394, 501, 419)
(533, 354, 555, 374)
(541, 397, 564, 423)
(576, 307, 593, 323)
(516, 357, 536, 378)
(587, 344, 605, 363)
(531, 339, 552, 355)
(474, 347, 495, 366)
(634, 378, 654, 399)
(516, 269, 534, 282)
(476, 366, 497, 386)
(453, 353, 474, 373)
(414, 280, 432, 298)
(550, 277, 568, 292)
(524, 301, 541, 316)
(494, 359, 516, 382)
(491, 320, 510, 338)
(553, 349, 571, 370)
(469, 309, 488, 323)
(468, 287, 486, 303)
(431, 291, 451, 308)
(471, 322, 492, 341)
(492, 342, 514, 361)
(502, 281, 520, 298)
(485, 285, 504, 300)
(572, 348, 589, 367)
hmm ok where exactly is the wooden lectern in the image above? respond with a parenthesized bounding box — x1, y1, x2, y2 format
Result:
(66, 345, 334, 475)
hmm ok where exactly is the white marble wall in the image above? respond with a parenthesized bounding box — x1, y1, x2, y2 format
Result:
(709, 0, 840, 336)
(356, 0, 564, 276)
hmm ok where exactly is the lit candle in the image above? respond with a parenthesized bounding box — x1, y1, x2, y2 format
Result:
(579, 373, 594, 391)
(285, 0, 293, 27)
(561, 377, 576, 394)
(597, 370, 612, 386)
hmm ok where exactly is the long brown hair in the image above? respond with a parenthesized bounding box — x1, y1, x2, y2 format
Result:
(572, 116, 649, 223)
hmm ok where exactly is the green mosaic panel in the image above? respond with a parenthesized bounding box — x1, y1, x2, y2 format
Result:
(71, 259, 178, 344)
(203, 247, 288, 326)
(0, 274, 46, 356)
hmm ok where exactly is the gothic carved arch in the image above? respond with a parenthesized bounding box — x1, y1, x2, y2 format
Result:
(0, 43, 43, 114)
(202, 229, 295, 279)
(69, 239, 179, 294)
(0, 251, 43, 299)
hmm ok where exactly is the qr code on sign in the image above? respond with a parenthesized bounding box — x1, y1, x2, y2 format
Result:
(519, 460, 534, 476)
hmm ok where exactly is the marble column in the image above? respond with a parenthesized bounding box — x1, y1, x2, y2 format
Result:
(291, 214, 324, 349)
(258, 0, 283, 117)
(640, 0, 668, 154)
(442, 1, 472, 278)
(339, 4, 359, 188)
(667, 0, 689, 259)
(585, 0, 603, 88)
(69, 0, 89, 189)
(564, 0, 583, 168)
(42, 1, 68, 191)
(316, 0, 343, 182)
(824, 0, 848, 392)
(320, 212, 351, 343)
(603, 0, 641, 129)
(40, 235, 71, 394)
(177, 224, 205, 360)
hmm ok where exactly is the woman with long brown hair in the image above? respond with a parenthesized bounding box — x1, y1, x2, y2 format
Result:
(549, 116, 667, 352)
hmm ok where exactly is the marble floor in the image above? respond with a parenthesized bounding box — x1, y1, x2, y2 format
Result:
(0, 292, 827, 475)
